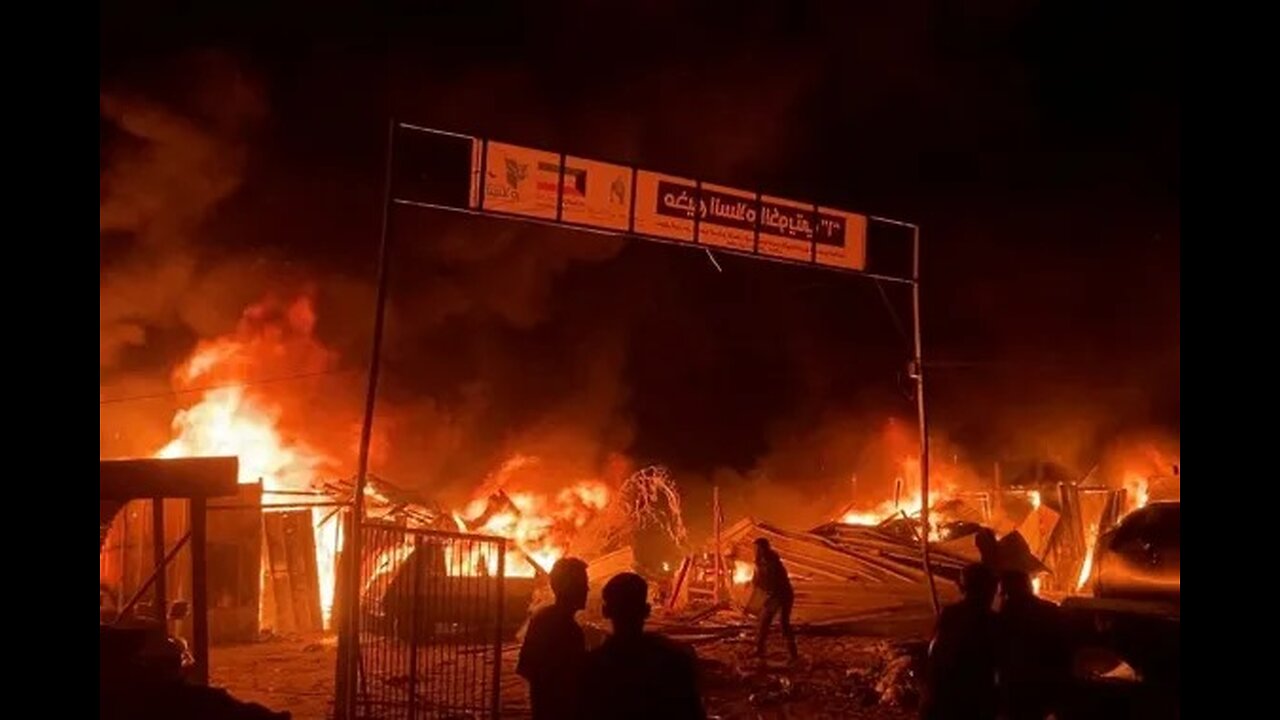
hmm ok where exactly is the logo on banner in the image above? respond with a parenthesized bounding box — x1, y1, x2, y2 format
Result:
(536, 162, 587, 198)
(487, 159, 530, 201)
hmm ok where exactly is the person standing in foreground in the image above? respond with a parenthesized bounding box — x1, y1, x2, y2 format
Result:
(920, 563, 1000, 720)
(517, 557, 590, 720)
(996, 570, 1071, 720)
(582, 573, 705, 720)
(752, 537, 798, 662)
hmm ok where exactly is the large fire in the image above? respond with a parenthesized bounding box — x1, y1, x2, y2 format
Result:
(135, 292, 1179, 623)
(156, 386, 330, 490)
(840, 460, 961, 539)
(1075, 472, 1155, 591)
(452, 480, 611, 577)
(836, 455, 1172, 598)
(149, 295, 615, 627)
(153, 295, 343, 628)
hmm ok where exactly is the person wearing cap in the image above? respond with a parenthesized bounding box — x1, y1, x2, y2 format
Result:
(995, 569, 1070, 720)
(921, 563, 999, 720)
(751, 537, 798, 662)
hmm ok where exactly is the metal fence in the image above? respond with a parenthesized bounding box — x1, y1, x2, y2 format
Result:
(355, 523, 507, 719)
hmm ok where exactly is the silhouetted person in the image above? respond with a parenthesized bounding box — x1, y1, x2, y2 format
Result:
(996, 570, 1070, 720)
(752, 537, 798, 661)
(975, 528, 999, 570)
(921, 563, 999, 720)
(582, 573, 705, 720)
(518, 557, 589, 720)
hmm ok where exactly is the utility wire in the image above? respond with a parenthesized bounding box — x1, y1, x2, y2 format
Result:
(99, 368, 358, 405)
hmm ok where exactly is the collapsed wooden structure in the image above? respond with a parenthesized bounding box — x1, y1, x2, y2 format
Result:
(669, 518, 965, 627)
(655, 480, 1134, 630)
(99, 457, 240, 684)
(100, 472, 452, 645)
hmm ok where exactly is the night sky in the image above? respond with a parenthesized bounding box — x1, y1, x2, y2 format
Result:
(101, 1, 1179, 513)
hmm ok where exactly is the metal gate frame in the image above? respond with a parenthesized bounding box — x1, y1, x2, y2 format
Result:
(336, 119, 932, 719)
(353, 522, 506, 719)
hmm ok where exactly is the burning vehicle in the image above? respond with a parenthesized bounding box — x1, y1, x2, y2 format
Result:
(1063, 499, 1180, 688)
(1090, 500, 1179, 603)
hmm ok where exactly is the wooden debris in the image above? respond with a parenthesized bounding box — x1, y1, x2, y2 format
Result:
(687, 519, 962, 626)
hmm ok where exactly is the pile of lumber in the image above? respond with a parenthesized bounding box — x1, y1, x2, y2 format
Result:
(710, 519, 962, 627)
(810, 522, 973, 583)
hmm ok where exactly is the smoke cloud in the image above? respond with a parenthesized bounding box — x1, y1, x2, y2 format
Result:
(100, 52, 267, 373)
(100, 41, 1177, 529)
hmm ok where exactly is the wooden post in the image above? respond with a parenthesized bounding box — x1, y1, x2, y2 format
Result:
(151, 498, 167, 623)
(190, 497, 209, 685)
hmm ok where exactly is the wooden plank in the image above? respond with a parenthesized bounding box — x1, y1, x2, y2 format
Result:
(190, 497, 210, 685)
(282, 510, 323, 633)
(667, 556, 692, 610)
(259, 520, 275, 635)
(263, 513, 297, 634)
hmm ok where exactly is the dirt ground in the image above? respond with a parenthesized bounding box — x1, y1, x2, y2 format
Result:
(211, 634, 338, 720)
(211, 631, 918, 720)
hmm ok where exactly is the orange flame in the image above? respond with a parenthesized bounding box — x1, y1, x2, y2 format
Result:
(453, 478, 611, 577)
(732, 560, 754, 585)
(156, 386, 330, 491)
(1122, 473, 1151, 515)
(839, 464, 958, 539)
(152, 296, 343, 629)
(1076, 545, 1096, 591)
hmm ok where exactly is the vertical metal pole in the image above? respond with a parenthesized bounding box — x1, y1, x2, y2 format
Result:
(910, 225, 941, 616)
(491, 543, 505, 719)
(339, 116, 399, 720)
(151, 499, 167, 622)
(407, 536, 421, 720)
(477, 139, 489, 211)
(191, 498, 210, 685)
(712, 486, 723, 601)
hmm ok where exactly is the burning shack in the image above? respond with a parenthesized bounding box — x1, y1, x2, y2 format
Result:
(99, 456, 240, 684)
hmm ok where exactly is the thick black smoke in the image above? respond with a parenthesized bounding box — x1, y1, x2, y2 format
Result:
(101, 0, 1178, 522)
